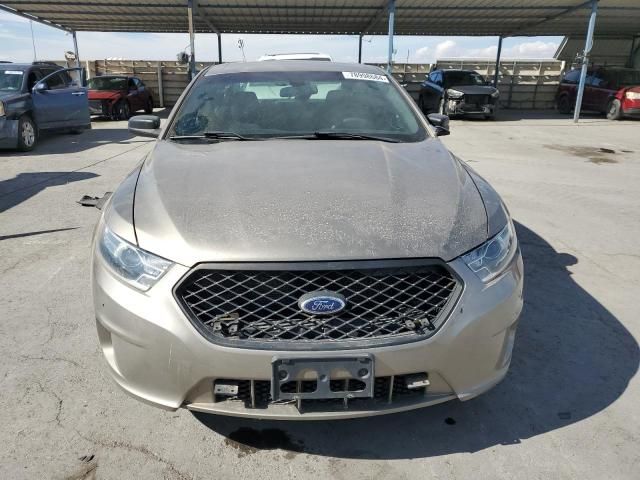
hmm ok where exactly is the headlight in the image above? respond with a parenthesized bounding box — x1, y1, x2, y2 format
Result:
(99, 225, 173, 291)
(625, 91, 640, 100)
(462, 221, 517, 282)
(0, 101, 5, 117)
(491, 90, 500, 98)
(446, 89, 464, 99)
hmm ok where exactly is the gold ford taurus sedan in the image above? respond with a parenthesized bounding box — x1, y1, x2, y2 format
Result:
(91, 61, 523, 419)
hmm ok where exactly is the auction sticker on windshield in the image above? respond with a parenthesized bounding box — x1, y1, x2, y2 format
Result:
(342, 71, 389, 83)
(4, 71, 23, 75)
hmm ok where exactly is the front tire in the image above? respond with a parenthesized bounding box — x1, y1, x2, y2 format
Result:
(606, 98, 623, 120)
(144, 97, 154, 114)
(17, 115, 37, 151)
(114, 100, 131, 121)
(557, 95, 571, 114)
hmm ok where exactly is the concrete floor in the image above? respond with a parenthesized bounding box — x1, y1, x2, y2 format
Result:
(0, 111, 638, 479)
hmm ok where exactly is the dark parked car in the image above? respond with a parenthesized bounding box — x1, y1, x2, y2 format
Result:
(556, 67, 640, 120)
(418, 69, 499, 120)
(87, 75, 154, 120)
(0, 62, 90, 151)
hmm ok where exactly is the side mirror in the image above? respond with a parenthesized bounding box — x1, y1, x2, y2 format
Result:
(128, 115, 161, 138)
(427, 113, 450, 136)
(33, 82, 48, 93)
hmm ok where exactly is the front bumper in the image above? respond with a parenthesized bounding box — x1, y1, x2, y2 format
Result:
(0, 117, 19, 149)
(447, 97, 498, 116)
(92, 244, 523, 420)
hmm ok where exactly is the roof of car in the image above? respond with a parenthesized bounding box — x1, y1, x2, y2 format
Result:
(204, 61, 386, 76)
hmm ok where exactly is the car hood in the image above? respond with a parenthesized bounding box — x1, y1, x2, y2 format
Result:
(448, 85, 497, 95)
(88, 90, 123, 100)
(133, 139, 488, 266)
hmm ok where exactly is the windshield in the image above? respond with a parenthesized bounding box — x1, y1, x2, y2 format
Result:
(168, 70, 427, 142)
(0, 69, 24, 92)
(445, 71, 487, 87)
(87, 77, 127, 90)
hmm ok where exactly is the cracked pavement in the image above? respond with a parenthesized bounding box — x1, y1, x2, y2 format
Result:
(0, 111, 638, 479)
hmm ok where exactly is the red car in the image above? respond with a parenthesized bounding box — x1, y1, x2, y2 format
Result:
(87, 75, 154, 120)
(556, 67, 640, 120)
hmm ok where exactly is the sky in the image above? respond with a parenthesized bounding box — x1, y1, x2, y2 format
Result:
(0, 10, 563, 64)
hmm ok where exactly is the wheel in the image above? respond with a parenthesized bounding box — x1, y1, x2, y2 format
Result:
(606, 98, 623, 120)
(144, 97, 154, 114)
(557, 95, 572, 114)
(484, 113, 495, 121)
(17, 115, 37, 151)
(114, 100, 131, 120)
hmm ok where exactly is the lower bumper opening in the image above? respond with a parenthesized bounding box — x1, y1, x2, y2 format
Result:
(212, 374, 429, 413)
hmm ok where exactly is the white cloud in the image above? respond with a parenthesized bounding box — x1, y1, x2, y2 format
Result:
(504, 41, 558, 58)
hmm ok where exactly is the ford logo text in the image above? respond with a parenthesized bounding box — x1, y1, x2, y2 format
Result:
(298, 291, 346, 315)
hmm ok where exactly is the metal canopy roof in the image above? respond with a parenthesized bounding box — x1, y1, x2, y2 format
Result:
(1, 1, 639, 38)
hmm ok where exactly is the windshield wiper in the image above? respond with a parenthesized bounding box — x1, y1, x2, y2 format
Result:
(272, 132, 400, 143)
(169, 131, 258, 141)
(312, 131, 400, 143)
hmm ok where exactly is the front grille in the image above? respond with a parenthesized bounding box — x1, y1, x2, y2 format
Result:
(464, 94, 490, 105)
(175, 262, 461, 349)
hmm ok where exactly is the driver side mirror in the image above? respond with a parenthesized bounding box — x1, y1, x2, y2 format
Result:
(128, 115, 161, 138)
(427, 113, 450, 136)
(33, 82, 48, 93)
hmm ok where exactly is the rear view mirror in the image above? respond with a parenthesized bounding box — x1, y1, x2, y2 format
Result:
(129, 115, 161, 138)
(33, 82, 48, 93)
(427, 113, 450, 136)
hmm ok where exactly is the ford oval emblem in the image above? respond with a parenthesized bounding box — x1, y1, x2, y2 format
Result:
(298, 291, 346, 315)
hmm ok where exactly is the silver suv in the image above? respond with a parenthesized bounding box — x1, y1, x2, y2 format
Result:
(91, 61, 523, 419)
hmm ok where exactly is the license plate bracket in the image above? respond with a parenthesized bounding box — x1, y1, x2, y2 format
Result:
(271, 355, 374, 401)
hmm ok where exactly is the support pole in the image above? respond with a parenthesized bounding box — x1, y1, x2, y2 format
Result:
(187, 0, 196, 79)
(358, 34, 363, 64)
(157, 64, 164, 107)
(386, 0, 395, 73)
(574, 0, 599, 123)
(217, 32, 222, 64)
(72, 31, 80, 68)
(493, 36, 503, 87)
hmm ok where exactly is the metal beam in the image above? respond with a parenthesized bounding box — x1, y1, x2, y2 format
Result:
(72, 31, 80, 68)
(358, 34, 363, 64)
(0, 4, 72, 32)
(574, 0, 599, 123)
(387, 0, 395, 73)
(217, 32, 222, 64)
(493, 36, 503, 87)
(187, 0, 196, 78)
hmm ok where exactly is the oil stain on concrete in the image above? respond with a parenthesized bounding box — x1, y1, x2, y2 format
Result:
(544, 144, 626, 164)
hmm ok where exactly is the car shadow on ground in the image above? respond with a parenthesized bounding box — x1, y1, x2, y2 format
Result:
(192, 221, 639, 459)
(0, 171, 98, 213)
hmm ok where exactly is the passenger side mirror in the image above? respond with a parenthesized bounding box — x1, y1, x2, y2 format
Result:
(33, 82, 48, 93)
(427, 113, 450, 136)
(129, 115, 161, 138)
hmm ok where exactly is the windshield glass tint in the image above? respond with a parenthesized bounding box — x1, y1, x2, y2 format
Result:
(169, 70, 427, 142)
(0, 70, 24, 91)
(445, 72, 486, 87)
(88, 77, 127, 90)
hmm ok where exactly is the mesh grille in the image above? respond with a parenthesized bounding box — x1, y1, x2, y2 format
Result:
(176, 263, 459, 348)
(464, 94, 490, 105)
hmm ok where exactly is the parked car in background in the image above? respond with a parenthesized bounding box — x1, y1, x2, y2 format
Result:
(556, 67, 640, 120)
(258, 52, 333, 61)
(92, 61, 523, 419)
(418, 69, 499, 120)
(0, 62, 90, 151)
(87, 75, 154, 120)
